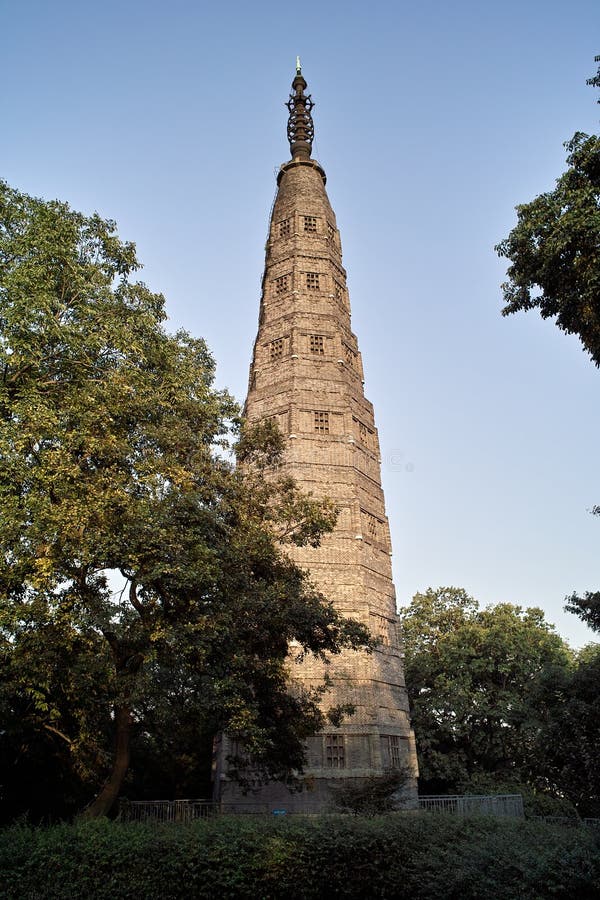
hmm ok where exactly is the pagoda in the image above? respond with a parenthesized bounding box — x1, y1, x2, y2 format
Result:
(218, 63, 418, 812)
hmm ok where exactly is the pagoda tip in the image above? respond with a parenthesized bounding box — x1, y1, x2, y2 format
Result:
(286, 61, 314, 160)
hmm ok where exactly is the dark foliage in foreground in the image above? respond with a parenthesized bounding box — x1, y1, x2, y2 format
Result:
(329, 770, 408, 817)
(1, 815, 600, 899)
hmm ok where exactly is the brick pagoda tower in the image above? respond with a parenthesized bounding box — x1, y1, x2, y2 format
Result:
(218, 63, 418, 812)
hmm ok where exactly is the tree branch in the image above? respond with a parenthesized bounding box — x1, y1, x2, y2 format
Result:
(43, 723, 73, 746)
(128, 579, 146, 617)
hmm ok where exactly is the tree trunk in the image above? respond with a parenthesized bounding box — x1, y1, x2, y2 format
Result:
(81, 703, 132, 819)
(81, 628, 144, 819)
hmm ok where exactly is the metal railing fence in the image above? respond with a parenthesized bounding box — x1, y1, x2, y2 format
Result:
(120, 794, 600, 825)
(120, 799, 217, 823)
(418, 794, 525, 818)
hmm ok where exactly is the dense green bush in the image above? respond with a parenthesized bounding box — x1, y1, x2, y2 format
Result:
(329, 770, 409, 817)
(1, 814, 599, 899)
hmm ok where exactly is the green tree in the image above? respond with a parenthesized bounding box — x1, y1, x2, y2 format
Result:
(564, 506, 600, 635)
(496, 60, 600, 707)
(496, 60, 600, 366)
(566, 588, 600, 632)
(399, 587, 573, 796)
(551, 586, 600, 815)
(0, 613, 113, 821)
(0, 181, 371, 820)
(534, 642, 600, 816)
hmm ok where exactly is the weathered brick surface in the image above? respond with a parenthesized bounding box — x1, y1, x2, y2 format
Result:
(220, 154, 418, 812)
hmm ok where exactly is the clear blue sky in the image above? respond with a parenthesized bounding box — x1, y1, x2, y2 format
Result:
(3, 0, 599, 646)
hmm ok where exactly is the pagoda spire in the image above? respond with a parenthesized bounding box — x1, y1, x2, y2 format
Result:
(286, 60, 315, 160)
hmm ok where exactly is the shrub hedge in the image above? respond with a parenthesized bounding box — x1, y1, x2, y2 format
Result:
(1, 814, 599, 899)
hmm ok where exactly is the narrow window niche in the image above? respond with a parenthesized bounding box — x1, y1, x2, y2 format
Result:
(355, 417, 374, 449)
(314, 410, 330, 433)
(343, 343, 356, 367)
(309, 334, 325, 355)
(275, 274, 289, 295)
(270, 338, 284, 361)
(306, 272, 321, 291)
(365, 512, 379, 541)
(375, 616, 390, 647)
(388, 735, 406, 768)
(325, 734, 346, 768)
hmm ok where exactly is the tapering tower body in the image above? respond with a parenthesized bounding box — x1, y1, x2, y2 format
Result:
(220, 66, 417, 812)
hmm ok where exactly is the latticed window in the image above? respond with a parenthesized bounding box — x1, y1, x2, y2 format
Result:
(309, 334, 325, 355)
(358, 421, 368, 444)
(344, 343, 355, 367)
(328, 222, 336, 242)
(275, 274, 289, 295)
(314, 410, 329, 433)
(377, 617, 390, 646)
(279, 218, 291, 238)
(303, 215, 317, 233)
(306, 272, 320, 291)
(325, 734, 345, 768)
(334, 280, 344, 301)
(270, 338, 284, 360)
(366, 514, 378, 541)
(388, 735, 404, 768)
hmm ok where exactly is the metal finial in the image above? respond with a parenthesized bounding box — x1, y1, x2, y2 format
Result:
(286, 66, 314, 160)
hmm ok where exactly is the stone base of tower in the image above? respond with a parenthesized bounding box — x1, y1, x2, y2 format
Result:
(217, 773, 418, 815)
(214, 728, 419, 814)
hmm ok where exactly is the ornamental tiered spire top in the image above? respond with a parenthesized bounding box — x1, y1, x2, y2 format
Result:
(286, 58, 315, 160)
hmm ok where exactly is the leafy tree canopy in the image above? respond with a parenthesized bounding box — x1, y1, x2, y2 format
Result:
(496, 59, 600, 366)
(399, 587, 573, 796)
(0, 181, 370, 820)
(564, 504, 600, 636)
(535, 641, 600, 816)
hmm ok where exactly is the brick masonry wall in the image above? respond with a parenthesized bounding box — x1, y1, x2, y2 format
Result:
(220, 157, 418, 812)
